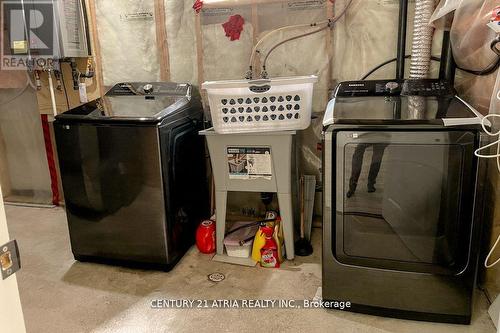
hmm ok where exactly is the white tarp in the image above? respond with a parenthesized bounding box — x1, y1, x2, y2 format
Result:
(95, 0, 160, 87)
(165, 0, 198, 84)
(450, 0, 499, 114)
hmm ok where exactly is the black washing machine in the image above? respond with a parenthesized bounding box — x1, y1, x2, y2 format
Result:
(54, 82, 209, 271)
(322, 79, 488, 323)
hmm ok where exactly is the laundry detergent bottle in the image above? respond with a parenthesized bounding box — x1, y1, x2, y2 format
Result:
(260, 226, 280, 268)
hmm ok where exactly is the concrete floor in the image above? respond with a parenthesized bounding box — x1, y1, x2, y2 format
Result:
(5, 205, 496, 333)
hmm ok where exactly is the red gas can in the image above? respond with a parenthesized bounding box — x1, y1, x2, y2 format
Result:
(196, 220, 216, 254)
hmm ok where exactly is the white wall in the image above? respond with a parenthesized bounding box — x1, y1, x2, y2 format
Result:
(0, 185, 26, 333)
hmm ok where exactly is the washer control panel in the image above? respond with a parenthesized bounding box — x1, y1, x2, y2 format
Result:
(107, 82, 191, 97)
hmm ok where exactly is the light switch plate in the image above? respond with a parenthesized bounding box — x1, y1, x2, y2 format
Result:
(0, 240, 21, 280)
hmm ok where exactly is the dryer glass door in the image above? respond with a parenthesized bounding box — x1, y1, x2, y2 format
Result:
(334, 130, 476, 274)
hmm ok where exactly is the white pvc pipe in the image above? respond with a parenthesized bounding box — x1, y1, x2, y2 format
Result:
(47, 70, 58, 117)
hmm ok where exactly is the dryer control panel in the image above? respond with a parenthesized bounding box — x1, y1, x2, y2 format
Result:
(335, 79, 455, 97)
(401, 79, 455, 96)
(335, 80, 403, 97)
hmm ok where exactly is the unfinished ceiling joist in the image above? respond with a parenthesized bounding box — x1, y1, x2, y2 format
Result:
(85, 0, 105, 95)
(154, 0, 171, 81)
(195, 12, 208, 108)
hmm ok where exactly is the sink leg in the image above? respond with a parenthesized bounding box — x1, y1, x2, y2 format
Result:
(277, 192, 295, 260)
(215, 191, 227, 255)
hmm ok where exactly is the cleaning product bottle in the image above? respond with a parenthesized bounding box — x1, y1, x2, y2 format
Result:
(251, 225, 266, 262)
(260, 226, 280, 268)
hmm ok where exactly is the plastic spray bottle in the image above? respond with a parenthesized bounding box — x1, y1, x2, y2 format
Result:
(260, 226, 280, 268)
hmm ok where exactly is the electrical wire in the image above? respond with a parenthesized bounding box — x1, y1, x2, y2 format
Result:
(360, 36, 500, 80)
(485, 234, 500, 269)
(455, 36, 500, 76)
(492, 35, 500, 57)
(360, 55, 441, 80)
(260, 0, 353, 76)
(360, 57, 402, 80)
(456, 57, 499, 76)
(474, 113, 500, 173)
(476, 90, 500, 268)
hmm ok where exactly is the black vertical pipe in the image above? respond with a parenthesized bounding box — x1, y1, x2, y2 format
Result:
(396, 0, 408, 80)
(439, 31, 450, 79)
(439, 30, 456, 85)
(445, 52, 456, 86)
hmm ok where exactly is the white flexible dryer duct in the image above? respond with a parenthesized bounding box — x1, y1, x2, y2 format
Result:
(409, 0, 435, 119)
(410, 0, 435, 78)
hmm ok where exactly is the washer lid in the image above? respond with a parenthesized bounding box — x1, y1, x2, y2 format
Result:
(57, 95, 188, 122)
(92, 95, 187, 120)
(56, 82, 193, 122)
(323, 95, 483, 127)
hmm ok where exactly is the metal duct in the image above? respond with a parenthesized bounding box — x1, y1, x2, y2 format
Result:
(409, 0, 435, 119)
(409, 0, 435, 78)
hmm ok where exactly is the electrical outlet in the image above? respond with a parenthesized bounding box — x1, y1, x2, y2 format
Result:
(0, 240, 21, 280)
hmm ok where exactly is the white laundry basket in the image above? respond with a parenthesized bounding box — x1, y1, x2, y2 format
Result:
(202, 75, 318, 134)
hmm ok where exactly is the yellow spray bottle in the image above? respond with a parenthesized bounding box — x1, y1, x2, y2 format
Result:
(251, 226, 266, 262)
